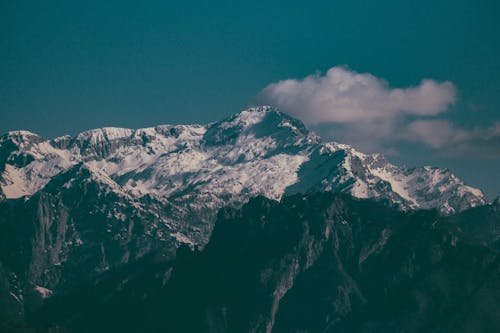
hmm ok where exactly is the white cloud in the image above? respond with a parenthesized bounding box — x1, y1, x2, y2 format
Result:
(405, 120, 457, 149)
(260, 66, 456, 124)
(405, 120, 500, 157)
(259, 66, 499, 156)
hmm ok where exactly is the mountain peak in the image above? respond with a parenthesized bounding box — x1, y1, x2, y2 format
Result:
(208, 106, 281, 135)
(203, 106, 316, 147)
(4, 130, 40, 137)
(75, 127, 134, 144)
(1, 130, 42, 146)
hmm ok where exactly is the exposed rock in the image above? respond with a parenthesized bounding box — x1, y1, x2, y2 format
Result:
(29, 193, 500, 333)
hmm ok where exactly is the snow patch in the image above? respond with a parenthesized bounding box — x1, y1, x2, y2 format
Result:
(370, 167, 418, 206)
(34, 285, 53, 299)
(170, 232, 194, 245)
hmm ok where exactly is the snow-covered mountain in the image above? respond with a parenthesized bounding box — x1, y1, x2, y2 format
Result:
(0, 107, 491, 320)
(1, 107, 486, 224)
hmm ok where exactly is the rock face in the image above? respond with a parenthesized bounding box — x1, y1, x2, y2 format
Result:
(451, 198, 500, 251)
(0, 163, 176, 322)
(28, 193, 500, 333)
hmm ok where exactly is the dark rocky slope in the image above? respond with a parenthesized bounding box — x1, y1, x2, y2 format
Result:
(451, 198, 500, 251)
(27, 193, 500, 333)
(0, 163, 175, 324)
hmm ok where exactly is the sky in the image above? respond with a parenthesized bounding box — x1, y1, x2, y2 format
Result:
(1, 0, 499, 198)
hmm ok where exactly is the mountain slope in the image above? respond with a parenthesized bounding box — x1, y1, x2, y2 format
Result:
(0, 163, 176, 322)
(28, 193, 500, 333)
(451, 198, 500, 251)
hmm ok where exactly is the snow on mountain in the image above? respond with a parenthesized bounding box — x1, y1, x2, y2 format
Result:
(0, 107, 491, 313)
(0, 106, 488, 221)
(306, 143, 486, 213)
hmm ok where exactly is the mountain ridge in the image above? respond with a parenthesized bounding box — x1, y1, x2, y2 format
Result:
(0, 106, 487, 217)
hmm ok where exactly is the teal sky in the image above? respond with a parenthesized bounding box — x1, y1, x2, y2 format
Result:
(1, 1, 499, 198)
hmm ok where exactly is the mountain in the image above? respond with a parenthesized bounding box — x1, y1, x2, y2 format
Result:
(0, 162, 177, 323)
(27, 193, 500, 333)
(0, 106, 486, 216)
(0, 107, 490, 323)
(451, 197, 500, 251)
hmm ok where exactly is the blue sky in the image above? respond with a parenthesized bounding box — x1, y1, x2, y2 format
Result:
(1, 1, 499, 197)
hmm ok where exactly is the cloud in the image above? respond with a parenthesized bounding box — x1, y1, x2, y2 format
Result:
(259, 66, 499, 157)
(259, 66, 456, 124)
(405, 120, 457, 149)
(405, 120, 500, 157)
(459, 123, 500, 158)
